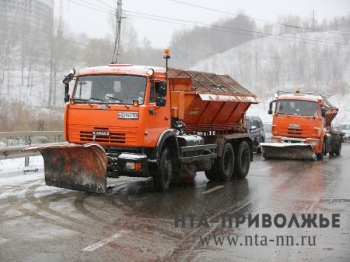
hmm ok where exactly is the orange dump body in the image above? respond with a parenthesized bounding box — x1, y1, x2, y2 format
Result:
(168, 68, 258, 133)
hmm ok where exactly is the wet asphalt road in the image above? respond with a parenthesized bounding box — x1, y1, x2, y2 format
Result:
(0, 143, 349, 262)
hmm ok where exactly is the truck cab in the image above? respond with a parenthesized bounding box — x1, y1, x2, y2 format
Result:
(65, 65, 169, 148)
(262, 89, 342, 160)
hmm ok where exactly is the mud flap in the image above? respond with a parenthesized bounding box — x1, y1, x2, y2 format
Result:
(23, 143, 108, 193)
(260, 143, 315, 160)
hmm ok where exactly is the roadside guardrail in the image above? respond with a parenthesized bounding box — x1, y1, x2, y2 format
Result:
(0, 131, 64, 166)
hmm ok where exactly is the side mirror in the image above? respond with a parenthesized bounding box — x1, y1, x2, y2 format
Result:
(156, 97, 166, 107)
(63, 68, 76, 84)
(159, 81, 167, 97)
(321, 107, 326, 117)
(64, 94, 70, 103)
(268, 100, 275, 115)
(63, 68, 75, 103)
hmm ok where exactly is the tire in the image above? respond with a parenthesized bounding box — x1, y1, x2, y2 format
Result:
(334, 140, 342, 156)
(316, 139, 325, 160)
(217, 142, 235, 181)
(206, 142, 234, 181)
(316, 153, 323, 160)
(234, 141, 251, 179)
(153, 147, 172, 192)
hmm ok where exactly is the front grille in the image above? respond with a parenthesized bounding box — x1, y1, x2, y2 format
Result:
(80, 130, 126, 143)
(287, 128, 302, 135)
(68, 125, 138, 146)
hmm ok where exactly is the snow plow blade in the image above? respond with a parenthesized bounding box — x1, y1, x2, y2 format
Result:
(260, 143, 315, 160)
(23, 143, 108, 193)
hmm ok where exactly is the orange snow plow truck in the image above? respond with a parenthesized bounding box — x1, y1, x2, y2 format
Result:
(261, 89, 342, 160)
(24, 50, 258, 193)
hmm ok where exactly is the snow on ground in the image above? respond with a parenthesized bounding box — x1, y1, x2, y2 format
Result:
(0, 156, 44, 184)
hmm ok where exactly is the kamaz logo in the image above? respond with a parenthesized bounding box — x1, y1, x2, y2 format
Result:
(92, 131, 110, 136)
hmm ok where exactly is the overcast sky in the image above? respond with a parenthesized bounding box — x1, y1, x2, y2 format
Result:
(55, 0, 350, 48)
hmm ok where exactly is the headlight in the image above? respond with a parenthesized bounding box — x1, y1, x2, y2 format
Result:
(125, 162, 142, 170)
(309, 140, 319, 146)
(125, 162, 135, 170)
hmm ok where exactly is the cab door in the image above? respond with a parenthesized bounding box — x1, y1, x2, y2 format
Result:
(143, 81, 171, 147)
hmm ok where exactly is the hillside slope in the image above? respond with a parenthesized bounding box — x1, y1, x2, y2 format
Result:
(1, 31, 349, 131)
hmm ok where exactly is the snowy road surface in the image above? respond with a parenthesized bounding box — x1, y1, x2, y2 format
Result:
(0, 145, 350, 261)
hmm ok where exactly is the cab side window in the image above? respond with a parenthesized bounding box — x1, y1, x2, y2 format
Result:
(150, 81, 161, 103)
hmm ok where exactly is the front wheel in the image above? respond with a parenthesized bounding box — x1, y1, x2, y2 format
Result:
(234, 141, 251, 179)
(153, 147, 172, 192)
(316, 139, 326, 160)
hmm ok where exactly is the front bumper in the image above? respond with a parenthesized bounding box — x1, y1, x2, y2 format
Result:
(107, 153, 149, 177)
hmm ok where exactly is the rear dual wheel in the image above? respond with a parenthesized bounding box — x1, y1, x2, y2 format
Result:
(205, 141, 251, 181)
(234, 141, 250, 178)
(205, 142, 234, 181)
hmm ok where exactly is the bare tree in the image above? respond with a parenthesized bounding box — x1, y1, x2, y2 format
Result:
(17, 15, 31, 87)
(0, 17, 17, 90)
(42, 19, 72, 107)
(82, 37, 114, 66)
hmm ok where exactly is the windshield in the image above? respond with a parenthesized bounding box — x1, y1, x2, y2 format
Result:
(276, 100, 318, 116)
(338, 124, 350, 130)
(72, 75, 146, 105)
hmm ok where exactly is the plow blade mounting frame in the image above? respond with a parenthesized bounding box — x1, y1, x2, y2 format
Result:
(23, 143, 108, 193)
(261, 143, 315, 160)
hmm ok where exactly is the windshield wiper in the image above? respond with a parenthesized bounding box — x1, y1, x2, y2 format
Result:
(106, 96, 129, 109)
(89, 97, 111, 108)
(72, 98, 93, 107)
(106, 96, 124, 102)
(90, 97, 106, 102)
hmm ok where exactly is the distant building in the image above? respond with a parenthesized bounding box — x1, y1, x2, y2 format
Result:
(0, 0, 54, 30)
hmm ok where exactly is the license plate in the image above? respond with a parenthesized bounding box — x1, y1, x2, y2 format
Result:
(118, 112, 139, 119)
